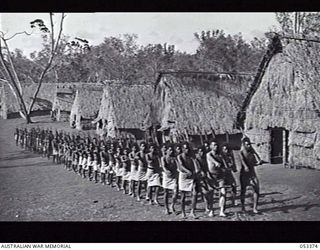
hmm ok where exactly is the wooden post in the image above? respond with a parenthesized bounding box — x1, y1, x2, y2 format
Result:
(226, 132, 230, 144)
(204, 130, 208, 142)
(144, 129, 148, 143)
(197, 126, 203, 146)
(153, 127, 160, 146)
(269, 129, 272, 164)
(200, 133, 204, 146)
(184, 128, 189, 142)
(282, 129, 288, 164)
(162, 131, 166, 144)
(210, 127, 216, 139)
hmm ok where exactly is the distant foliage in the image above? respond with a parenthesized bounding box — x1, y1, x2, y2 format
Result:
(275, 12, 320, 36)
(4, 29, 269, 85)
(194, 30, 267, 73)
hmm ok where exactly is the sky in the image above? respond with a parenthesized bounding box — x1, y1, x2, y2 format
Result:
(0, 13, 280, 56)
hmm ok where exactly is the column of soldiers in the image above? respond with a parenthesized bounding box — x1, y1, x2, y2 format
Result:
(14, 127, 262, 218)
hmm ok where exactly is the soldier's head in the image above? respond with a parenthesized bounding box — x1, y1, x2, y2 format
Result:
(221, 143, 229, 154)
(242, 137, 252, 150)
(210, 140, 218, 152)
(175, 144, 182, 155)
(149, 144, 156, 153)
(161, 144, 167, 153)
(131, 144, 138, 152)
(182, 142, 190, 155)
(197, 146, 204, 158)
(123, 148, 129, 155)
(204, 142, 209, 151)
(166, 145, 174, 157)
(140, 142, 146, 151)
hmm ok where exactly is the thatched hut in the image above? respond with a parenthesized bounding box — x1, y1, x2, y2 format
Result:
(240, 38, 320, 169)
(51, 83, 80, 121)
(96, 82, 154, 140)
(0, 81, 56, 119)
(154, 71, 253, 148)
(69, 84, 104, 130)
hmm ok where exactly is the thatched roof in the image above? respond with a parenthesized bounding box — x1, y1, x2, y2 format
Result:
(52, 83, 78, 112)
(0, 81, 56, 114)
(244, 40, 320, 133)
(23, 83, 56, 110)
(1, 82, 104, 118)
(71, 86, 103, 119)
(98, 82, 153, 131)
(154, 71, 253, 135)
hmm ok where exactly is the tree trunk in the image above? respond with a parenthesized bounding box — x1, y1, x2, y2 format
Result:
(23, 112, 33, 124)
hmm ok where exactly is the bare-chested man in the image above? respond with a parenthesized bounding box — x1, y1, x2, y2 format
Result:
(162, 145, 179, 215)
(240, 137, 262, 214)
(221, 143, 238, 206)
(206, 140, 227, 217)
(121, 148, 131, 194)
(100, 144, 109, 185)
(107, 143, 115, 186)
(194, 146, 213, 216)
(136, 142, 148, 201)
(129, 144, 139, 197)
(177, 142, 197, 218)
(146, 144, 162, 205)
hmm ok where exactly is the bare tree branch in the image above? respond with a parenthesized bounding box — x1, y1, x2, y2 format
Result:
(53, 13, 66, 54)
(50, 13, 55, 52)
(4, 30, 33, 41)
(0, 78, 9, 83)
(0, 38, 29, 119)
(1, 37, 23, 94)
(28, 13, 66, 114)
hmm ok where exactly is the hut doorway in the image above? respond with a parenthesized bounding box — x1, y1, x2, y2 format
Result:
(270, 127, 289, 164)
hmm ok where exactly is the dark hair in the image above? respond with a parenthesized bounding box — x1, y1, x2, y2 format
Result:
(181, 141, 189, 148)
(197, 146, 204, 152)
(221, 142, 229, 149)
(242, 137, 251, 145)
(210, 139, 218, 145)
(166, 144, 174, 150)
(161, 143, 167, 148)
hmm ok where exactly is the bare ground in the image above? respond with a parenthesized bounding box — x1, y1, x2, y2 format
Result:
(0, 116, 319, 221)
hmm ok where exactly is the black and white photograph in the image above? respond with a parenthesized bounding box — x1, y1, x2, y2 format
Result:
(0, 11, 320, 231)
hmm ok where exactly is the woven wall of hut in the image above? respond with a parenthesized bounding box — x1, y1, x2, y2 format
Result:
(244, 40, 320, 169)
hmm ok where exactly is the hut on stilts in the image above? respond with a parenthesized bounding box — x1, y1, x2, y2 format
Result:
(237, 34, 320, 169)
(69, 84, 104, 130)
(95, 82, 154, 142)
(153, 71, 253, 148)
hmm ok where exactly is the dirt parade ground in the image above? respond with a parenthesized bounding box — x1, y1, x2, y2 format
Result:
(0, 116, 320, 221)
